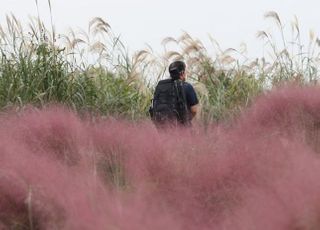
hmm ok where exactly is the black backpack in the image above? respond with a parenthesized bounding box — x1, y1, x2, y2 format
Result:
(149, 79, 189, 126)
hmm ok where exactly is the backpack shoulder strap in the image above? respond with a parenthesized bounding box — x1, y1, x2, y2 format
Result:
(173, 80, 187, 106)
(173, 80, 190, 124)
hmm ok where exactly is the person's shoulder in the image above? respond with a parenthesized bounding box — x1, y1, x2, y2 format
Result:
(157, 78, 173, 85)
(183, 82, 195, 91)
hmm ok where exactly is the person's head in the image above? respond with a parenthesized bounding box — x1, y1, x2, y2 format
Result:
(169, 61, 186, 81)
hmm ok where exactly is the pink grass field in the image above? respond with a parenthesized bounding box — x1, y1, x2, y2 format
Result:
(1, 85, 320, 229)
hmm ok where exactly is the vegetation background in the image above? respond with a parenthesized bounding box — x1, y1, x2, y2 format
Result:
(1, 1, 320, 124)
(1, 0, 320, 228)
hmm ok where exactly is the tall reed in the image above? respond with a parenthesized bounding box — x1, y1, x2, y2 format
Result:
(1, 11, 320, 122)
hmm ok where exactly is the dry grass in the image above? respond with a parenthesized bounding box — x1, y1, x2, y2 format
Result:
(1, 9, 320, 122)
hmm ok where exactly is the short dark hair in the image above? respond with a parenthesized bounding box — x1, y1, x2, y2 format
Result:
(169, 61, 186, 80)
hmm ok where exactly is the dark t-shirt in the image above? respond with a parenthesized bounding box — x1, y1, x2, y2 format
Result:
(183, 82, 199, 108)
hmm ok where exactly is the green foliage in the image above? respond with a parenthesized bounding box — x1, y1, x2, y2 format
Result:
(71, 68, 151, 119)
(0, 43, 68, 107)
(199, 70, 263, 123)
(1, 12, 320, 123)
(0, 40, 149, 119)
(0, 15, 150, 120)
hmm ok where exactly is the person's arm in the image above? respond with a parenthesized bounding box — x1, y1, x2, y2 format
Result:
(185, 83, 199, 120)
(190, 104, 198, 119)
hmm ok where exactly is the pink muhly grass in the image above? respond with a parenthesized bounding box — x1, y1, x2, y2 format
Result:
(1, 86, 320, 229)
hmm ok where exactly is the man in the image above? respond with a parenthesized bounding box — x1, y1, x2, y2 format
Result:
(150, 60, 199, 127)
